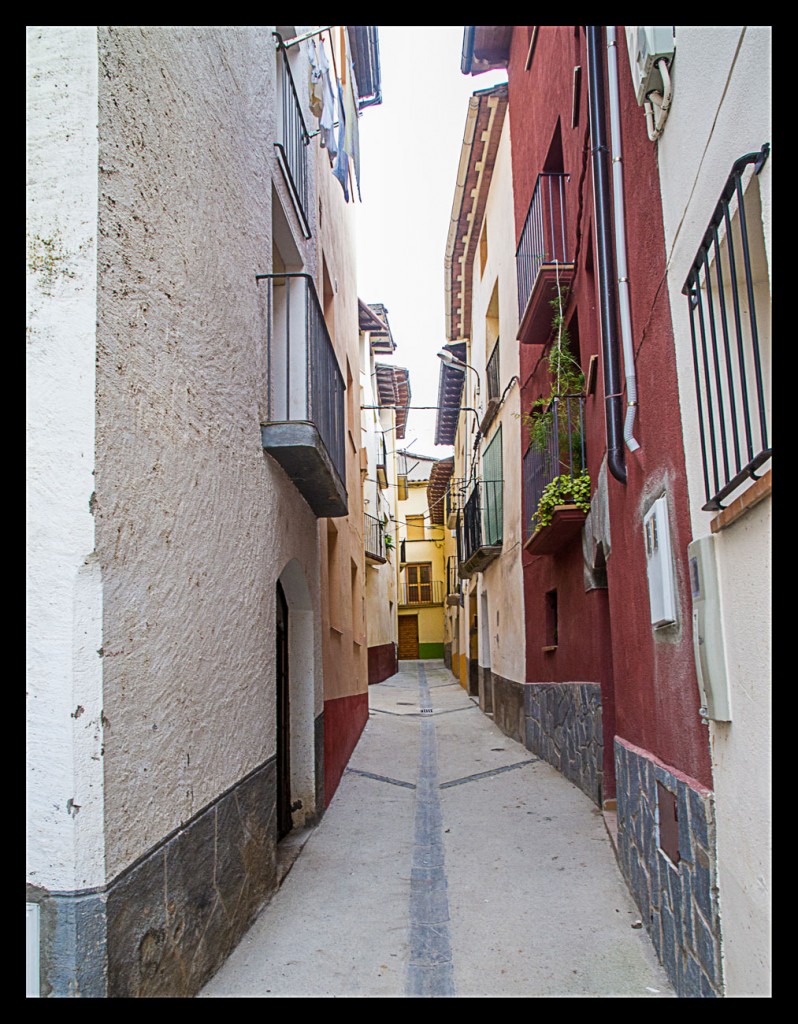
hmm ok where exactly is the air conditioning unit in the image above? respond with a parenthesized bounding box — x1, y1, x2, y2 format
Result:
(625, 27, 675, 105)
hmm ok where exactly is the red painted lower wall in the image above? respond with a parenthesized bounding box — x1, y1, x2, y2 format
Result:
(368, 642, 397, 685)
(323, 690, 369, 808)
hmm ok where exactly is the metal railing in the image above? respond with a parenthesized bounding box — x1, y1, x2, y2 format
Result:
(364, 513, 386, 562)
(258, 272, 346, 486)
(486, 338, 501, 402)
(523, 394, 586, 540)
(446, 477, 466, 522)
(275, 36, 310, 236)
(682, 145, 771, 511)
(399, 579, 445, 606)
(460, 480, 503, 564)
(446, 555, 459, 597)
(516, 172, 571, 321)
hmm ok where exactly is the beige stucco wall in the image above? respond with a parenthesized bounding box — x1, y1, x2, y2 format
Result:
(654, 25, 771, 996)
(398, 479, 447, 651)
(91, 26, 328, 876)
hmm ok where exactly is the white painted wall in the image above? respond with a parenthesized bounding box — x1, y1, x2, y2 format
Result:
(469, 117, 525, 685)
(654, 25, 772, 996)
(26, 27, 106, 892)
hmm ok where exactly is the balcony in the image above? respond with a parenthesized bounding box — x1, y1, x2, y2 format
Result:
(274, 36, 311, 239)
(446, 555, 460, 606)
(399, 579, 445, 607)
(516, 173, 574, 345)
(445, 476, 466, 529)
(459, 480, 503, 578)
(258, 273, 347, 517)
(523, 394, 587, 554)
(365, 513, 387, 563)
(480, 338, 501, 433)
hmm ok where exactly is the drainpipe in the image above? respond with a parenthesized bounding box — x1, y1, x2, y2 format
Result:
(606, 26, 640, 452)
(586, 25, 626, 484)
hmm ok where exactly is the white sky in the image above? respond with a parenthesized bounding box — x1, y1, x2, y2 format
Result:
(354, 26, 507, 457)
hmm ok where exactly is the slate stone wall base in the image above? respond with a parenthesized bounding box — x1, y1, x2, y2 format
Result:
(490, 673, 526, 744)
(477, 664, 493, 714)
(30, 758, 279, 998)
(26, 884, 109, 997)
(523, 683, 603, 806)
(615, 738, 723, 998)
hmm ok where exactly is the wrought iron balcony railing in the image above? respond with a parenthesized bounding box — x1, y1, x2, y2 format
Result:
(274, 35, 311, 238)
(364, 512, 386, 562)
(523, 394, 586, 541)
(258, 272, 347, 517)
(399, 579, 445, 606)
(445, 477, 466, 527)
(682, 145, 771, 511)
(459, 479, 503, 576)
(516, 173, 573, 343)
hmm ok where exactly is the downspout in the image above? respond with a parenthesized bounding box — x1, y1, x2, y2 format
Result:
(586, 25, 627, 484)
(606, 26, 640, 452)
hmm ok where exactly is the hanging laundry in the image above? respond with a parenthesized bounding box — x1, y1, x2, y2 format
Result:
(332, 78, 349, 201)
(317, 36, 337, 159)
(307, 38, 324, 120)
(345, 56, 362, 202)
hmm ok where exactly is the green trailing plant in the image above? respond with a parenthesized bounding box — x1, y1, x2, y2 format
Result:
(383, 533, 394, 551)
(532, 472, 591, 530)
(523, 288, 585, 458)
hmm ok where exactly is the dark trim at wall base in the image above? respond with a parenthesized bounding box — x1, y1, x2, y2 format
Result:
(27, 757, 279, 998)
(419, 642, 444, 660)
(477, 663, 493, 714)
(490, 672, 526, 743)
(466, 656, 479, 697)
(524, 682, 603, 806)
(615, 737, 723, 998)
(368, 641, 398, 684)
(315, 709, 325, 819)
(443, 642, 452, 670)
(323, 690, 369, 808)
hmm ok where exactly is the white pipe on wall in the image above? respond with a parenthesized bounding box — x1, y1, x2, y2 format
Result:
(606, 26, 640, 452)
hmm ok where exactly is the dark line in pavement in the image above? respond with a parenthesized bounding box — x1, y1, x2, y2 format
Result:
(405, 663, 455, 998)
(344, 767, 416, 790)
(439, 759, 539, 789)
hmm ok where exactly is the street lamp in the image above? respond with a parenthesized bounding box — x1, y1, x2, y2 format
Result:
(436, 349, 481, 396)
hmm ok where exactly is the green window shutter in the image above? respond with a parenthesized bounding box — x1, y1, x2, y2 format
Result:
(482, 426, 503, 546)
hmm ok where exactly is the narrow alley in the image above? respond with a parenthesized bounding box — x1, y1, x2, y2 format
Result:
(198, 661, 673, 998)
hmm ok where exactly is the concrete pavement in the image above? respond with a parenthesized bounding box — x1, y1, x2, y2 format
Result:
(198, 660, 674, 998)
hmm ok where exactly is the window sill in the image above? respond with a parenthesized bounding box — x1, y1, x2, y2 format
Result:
(710, 468, 771, 533)
(542, 645, 558, 653)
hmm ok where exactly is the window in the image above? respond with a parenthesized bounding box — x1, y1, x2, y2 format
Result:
(406, 563, 432, 604)
(482, 426, 503, 546)
(682, 145, 771, 512)
(406, 515, 425, 541)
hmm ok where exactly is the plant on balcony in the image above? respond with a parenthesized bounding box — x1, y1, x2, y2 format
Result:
(523, 288, 585, 458)
(532, 471, 591, 529)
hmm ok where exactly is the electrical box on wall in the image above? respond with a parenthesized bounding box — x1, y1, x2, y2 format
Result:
(643, 496, 677, 627)
(688, 535, 732, 721)
(625, 26, 676, 104)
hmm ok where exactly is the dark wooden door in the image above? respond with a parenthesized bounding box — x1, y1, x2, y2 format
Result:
(276, 582, 292, 840)
(398, 614, 419, 659)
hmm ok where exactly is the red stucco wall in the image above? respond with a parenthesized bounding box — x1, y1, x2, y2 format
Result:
(509, 26, 711, 789)
(323, 690, 369, 807)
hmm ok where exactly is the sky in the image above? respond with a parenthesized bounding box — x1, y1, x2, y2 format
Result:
(353, 26, 507, 457)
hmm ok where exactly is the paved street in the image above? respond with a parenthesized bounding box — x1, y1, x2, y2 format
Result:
(199, 660, 674, 998)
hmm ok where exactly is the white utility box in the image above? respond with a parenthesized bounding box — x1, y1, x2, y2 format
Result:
(643, 495, 677, 627)
(625, 26, 676, 104)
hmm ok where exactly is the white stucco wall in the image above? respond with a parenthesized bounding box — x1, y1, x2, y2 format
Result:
(654, 25, 771, 996)
(27, 27, 106, 892)
(92, 27, 323, 877)
(469, 117, 525, 684)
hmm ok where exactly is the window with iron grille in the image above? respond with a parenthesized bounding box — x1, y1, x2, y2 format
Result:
(682, 145, 771, 512)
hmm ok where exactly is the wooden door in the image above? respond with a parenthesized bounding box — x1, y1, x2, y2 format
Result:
(398, 614, 419, 659)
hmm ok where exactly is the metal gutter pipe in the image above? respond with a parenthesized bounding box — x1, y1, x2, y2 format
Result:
(606, 26, 640, 452)
(586, 25, 627, 484)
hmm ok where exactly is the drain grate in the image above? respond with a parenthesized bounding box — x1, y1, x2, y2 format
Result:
(420, 707, 433, 714)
